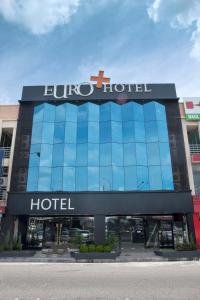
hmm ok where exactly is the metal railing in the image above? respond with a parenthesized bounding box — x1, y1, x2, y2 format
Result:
(0, 188, 7, 201)
(189, 144, 200, 154)
(0, 147, 11, 158)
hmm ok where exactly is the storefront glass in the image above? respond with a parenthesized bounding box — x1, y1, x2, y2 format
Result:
(105, 215, 188, 249)
(26, 216, 94, 248)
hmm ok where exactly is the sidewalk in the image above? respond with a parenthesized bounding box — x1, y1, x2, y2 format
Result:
(0, 244, 199, 263)
(0, 246, 167, 263)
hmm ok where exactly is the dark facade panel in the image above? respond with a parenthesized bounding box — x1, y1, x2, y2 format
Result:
(10, 103, 34, 192)
(7, 191, 193, 216)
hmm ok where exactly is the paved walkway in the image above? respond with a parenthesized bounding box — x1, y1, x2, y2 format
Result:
(116, 242, 166, 262)
(1, 242, 199, 262)
(0, 243, 166, 262)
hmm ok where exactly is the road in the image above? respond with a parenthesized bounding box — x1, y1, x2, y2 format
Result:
(0, 261, 200, 300)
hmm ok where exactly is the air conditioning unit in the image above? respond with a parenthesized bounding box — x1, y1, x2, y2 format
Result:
(0, 177, 7, 186)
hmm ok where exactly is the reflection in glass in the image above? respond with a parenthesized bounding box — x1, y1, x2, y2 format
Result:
(78, 103, 88, 122)
(42, 122, 54, 144)
(112, 143, 123, 166)
(112, 166, 124, 191)
(145, 121, 158, 142)
(135, 121, 145, 142)
(33, 104, 44, 123)
(51, 167, 63, 191)
(54, 123, 65, 143)
(77, 122, 88, 143)
(52, 144, 64, 167)
(88, 143, 99, 166)
(161, 165, 174, 190)
(100, 143, 111, 166)
(66, 103, 77, 122)
(122, 102, 134, 121)
(147, 143, 160, 166)
(149, 166, 162, 190)
(88, 103, 99, 121)
(38, 167, 51, 191)
(27, 167, 39, 191)
(40, 144, 53, 167)
(43, 103, 55, 122)
(31, 123, 43, 144)
(137, 166, 149, 190)
(100, 122, 111, 143)
(136, 143, 147, 166)
(64, 144, 76, 166)
(88, 122, 99, 143)
(65, 122, 77, 143)
(28, 101, 174, 192)
(123, 143, 136, 166)
(100, 102, 110, 121)
(76, 167, 88, 191)
(29, 144, 41, 167)
(111, 102, 121, 121)
(55, 104, 66, 122)
(88, 167, 99, 190)
(100, 166, 112, 191)
(124, 166, 137, 190)
(63, 167, 75, 191)
(123, 122, 134, 142)
(134, 102, 144, 121)
(76, 143, 87, 166)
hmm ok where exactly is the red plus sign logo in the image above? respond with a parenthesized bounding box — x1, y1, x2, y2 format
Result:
(90, 70, 110, 88)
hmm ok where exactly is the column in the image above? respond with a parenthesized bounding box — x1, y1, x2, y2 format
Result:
(94, 215, 105, 244)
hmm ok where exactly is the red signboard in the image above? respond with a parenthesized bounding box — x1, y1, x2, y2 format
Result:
(193, 196, 200, 248)
(191, 155, 200, 163)
(193, 196, 200, 213)
(0, 206, 5, 214)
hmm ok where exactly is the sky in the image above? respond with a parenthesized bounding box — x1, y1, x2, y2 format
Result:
(0, 0, 200, 104)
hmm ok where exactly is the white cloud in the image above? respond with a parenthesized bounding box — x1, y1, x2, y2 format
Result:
(0, 0, 81, 34)
(147, 0, 200, 59)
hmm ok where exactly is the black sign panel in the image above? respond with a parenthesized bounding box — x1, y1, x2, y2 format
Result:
(21, 84, 177, 102)
(7, 191, 193, 216)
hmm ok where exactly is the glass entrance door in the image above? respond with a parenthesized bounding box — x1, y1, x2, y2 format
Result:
(106, 216, 145, 250)
(144, 216, 174, 248)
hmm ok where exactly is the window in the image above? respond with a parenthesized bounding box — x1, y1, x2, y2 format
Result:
(51, 167, 63, 191)
(88, 143, 99, 166)
(192, 164, 200, 194)
(54, 123, 65, 143)
(187, 126, 200, 145)
(55, 104, 66, 122)
(27, 101, 174, 192)
(123, 122, 134, 142)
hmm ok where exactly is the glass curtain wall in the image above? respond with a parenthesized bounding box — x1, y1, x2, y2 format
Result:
(27, 101, 174, 192)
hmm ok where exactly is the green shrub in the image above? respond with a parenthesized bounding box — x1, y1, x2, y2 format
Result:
(106, 233, 119, 249)
(95, 245, 104, 252)
(103, 245, 112, 253)
(0, 232, 23, 251)
(79, 244, 88, 253)
(12, 233, 22, 251)
(88, 244, 96, 252)
(1, 231, 13, 251)
(79, 244, 113, 253)
(71, 233, 84, 245)
(176, 242, 197, 251)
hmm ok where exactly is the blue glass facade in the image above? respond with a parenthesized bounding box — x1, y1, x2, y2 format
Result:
(27, 101, 174, 192)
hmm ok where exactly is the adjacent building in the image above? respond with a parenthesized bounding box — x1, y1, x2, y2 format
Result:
(180, 98, 200, 247)
(0, 105, 18, 239)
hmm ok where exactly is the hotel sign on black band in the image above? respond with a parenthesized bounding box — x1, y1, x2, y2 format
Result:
(7, 191, 193, 216)
(21, 83, 177, 102)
